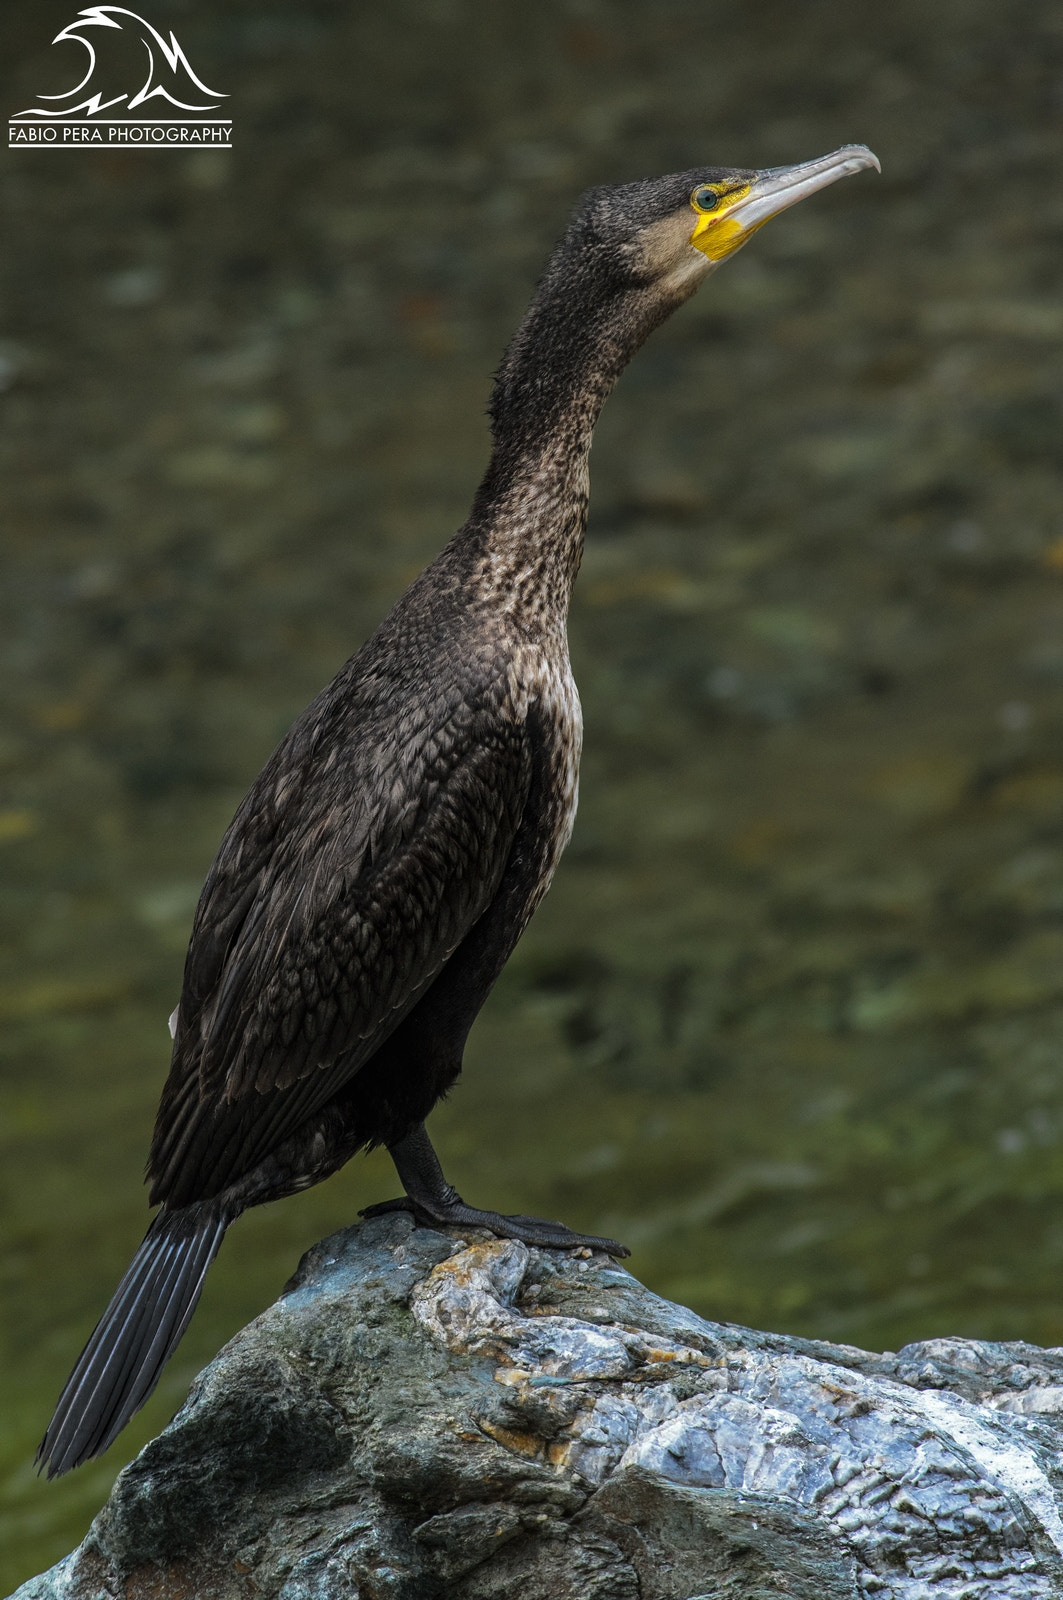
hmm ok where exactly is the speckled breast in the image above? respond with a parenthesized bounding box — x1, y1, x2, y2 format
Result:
(508, 640, 583, 904)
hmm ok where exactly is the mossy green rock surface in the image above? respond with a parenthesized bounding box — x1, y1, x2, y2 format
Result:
(12, 1214, 1063, 1598)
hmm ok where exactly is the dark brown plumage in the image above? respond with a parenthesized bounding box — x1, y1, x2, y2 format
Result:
(39, 145, 878, 1476)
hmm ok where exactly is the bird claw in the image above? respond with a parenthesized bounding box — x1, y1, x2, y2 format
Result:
(360, 1196, 419, 1220)
(359, 1196, 629, 1259)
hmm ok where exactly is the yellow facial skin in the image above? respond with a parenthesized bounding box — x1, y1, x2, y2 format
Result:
(688, 183, 758, 263)
(686, 149, 881, 265)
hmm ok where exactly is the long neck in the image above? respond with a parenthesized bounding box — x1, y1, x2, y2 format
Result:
(457, 248, 668, 632)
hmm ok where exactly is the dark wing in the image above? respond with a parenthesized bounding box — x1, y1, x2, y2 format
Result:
(148, 673, 530, 1207)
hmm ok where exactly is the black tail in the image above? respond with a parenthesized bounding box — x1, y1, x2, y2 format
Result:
(37, 1202, 231, 1478)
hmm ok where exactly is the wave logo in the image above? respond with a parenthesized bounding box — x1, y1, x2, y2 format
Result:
(9, 7, 231, 149)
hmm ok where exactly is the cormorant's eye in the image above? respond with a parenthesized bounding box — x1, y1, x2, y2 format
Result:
(692, 185, 722, 212)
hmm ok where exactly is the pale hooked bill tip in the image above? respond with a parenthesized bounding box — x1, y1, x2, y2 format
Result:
(844, 144, 882, 174)
(784, 143, 881, 177)
(752, 145, 882, 196)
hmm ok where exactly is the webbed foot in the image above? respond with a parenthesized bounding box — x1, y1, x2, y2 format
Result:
(361, 1192, 629, 1258)
(362, 1122, 629, 1259)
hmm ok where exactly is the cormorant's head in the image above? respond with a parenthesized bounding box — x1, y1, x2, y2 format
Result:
(572, 145, 880, 306)
(489, 146, 880, 449)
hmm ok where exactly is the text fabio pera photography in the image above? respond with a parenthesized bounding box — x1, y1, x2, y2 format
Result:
(8, 7, 231, 151)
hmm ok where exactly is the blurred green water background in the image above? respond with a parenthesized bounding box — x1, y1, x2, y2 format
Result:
(3, 0, 1063, 1585)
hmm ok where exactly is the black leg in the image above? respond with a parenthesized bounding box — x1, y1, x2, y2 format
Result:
(360, 1122, 629, 1259)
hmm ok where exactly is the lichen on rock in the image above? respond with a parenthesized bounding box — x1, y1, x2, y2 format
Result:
(12, 1213, 1063, 1598)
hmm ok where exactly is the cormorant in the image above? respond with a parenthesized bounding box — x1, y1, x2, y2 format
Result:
(40, 145, 879, 1476)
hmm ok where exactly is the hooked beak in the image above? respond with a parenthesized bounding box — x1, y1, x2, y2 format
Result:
(691, 144, 881, 263)
(738, 145, 881, 227)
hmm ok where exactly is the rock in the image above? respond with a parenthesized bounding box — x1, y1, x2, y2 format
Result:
(12, 1213, 1063, 1599)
